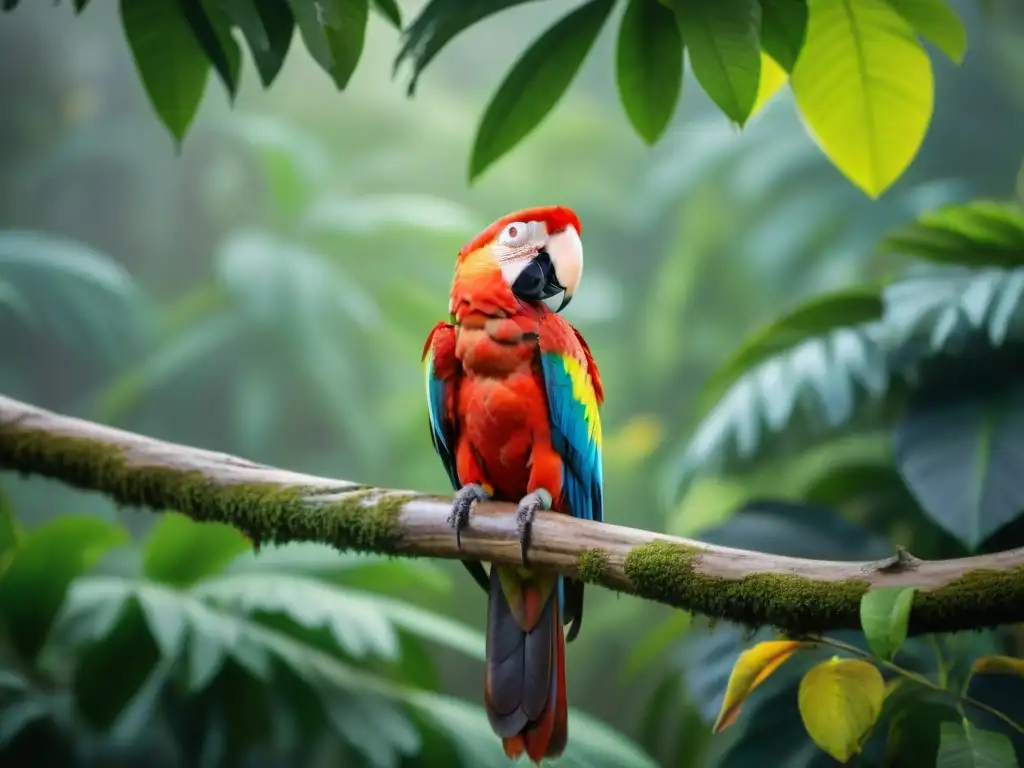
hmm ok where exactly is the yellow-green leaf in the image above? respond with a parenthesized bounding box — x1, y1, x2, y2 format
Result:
(470, 0, 615, 181)
(713, 640, 805, 732)
(798, 657, 885, 762)
(791, 0, 934, 198)
(885, 0, 967, 63)
(971, 654, 1024, 677)
(749, 51, 788, 117)
(860, 586, 916, 661)
(668, 0, 762, 125)
(616, 0, 684, 144)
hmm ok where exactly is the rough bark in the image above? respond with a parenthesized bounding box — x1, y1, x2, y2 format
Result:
(2, 394, 1024, 635)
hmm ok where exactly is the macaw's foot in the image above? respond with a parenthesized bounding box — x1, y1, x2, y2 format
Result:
(515, 489, 552, 564)
(448, 483, 490, 548)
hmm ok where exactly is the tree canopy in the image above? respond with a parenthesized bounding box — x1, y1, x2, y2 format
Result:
(3, 0, 968, 195)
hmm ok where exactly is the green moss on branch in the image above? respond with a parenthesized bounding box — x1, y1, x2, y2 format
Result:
(622, 541, 1024, 636)
(0, 423, 407, 553)
(623, 540, 869, 634)
(576, 548, 610, 583)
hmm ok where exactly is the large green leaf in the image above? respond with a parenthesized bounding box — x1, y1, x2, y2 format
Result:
(893, 381, 1024, 551)
(0, 231, 152, 363)
(760, 0, 808, 71)
(143, 513, 250, 587)
(667, 0, 761, 125)
(884, 268, 1024, 353)
(670, 266, 1024, 496)
(55, 571, 652, 766)
(880, 200, 1024, 270)
(184, 0, 243, 98)
(120, 0, 211, 142)
(885, 0, 966, 64)
(936, 720, 1017, 768)
(286, 0, 368, 90)
(671, 323, 889, 491)
(395, 0, 538, 95)
(615, 0, 684, 145)
(226, 543, 453, 597)
(222, 0, 295, 87)
(696, 285, 884, 416)
(469, 0, 615, 181)
(0, 517, 127, 662)
(790, 0, 933, 198)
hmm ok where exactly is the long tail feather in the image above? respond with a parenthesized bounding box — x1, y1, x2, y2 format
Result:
(484, 567, 568, 764)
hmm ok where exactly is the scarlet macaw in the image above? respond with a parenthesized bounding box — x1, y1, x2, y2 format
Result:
(422, 206, 604, 763)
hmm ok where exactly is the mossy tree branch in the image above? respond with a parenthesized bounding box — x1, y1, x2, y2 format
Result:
(3, 394, 1024, 636)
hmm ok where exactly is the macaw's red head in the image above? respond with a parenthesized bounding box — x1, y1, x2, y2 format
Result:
(456, 205, 583, 312)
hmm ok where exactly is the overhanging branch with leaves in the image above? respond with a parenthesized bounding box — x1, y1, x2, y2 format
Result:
(3, 393, 1024, 637)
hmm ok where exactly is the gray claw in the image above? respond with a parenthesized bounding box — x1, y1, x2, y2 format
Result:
(448, 483, 490, 548)
(515, 489, 552, 564)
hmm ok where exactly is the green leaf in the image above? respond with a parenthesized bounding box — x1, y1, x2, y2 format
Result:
(615, 0, 684, 144)
(893, 381, 1024, 550)
(120, 0, 211, 143)
(791, 0, 934, 198)
(885, 0, 966, 63)
(196, 573, 400, 660)
(760, 0, 808, 71)
(936, 719, 1017, 768)
(880, 200, 1024, 269)
(370, 594, 485, 660)
(395, 0, 536, 95)
(72, 597, 162, 731)
(287, 0, 369, 89)
(884, 690, 960, 765)
(372, 0, 401, 29)
(668, 0, 761, 125)
(469, 0, 615, 182)
(143, 513, 249, 587)
(0, 698, 51, 749)
(696, 285, 883, 416)
(182, 0, 243, 98)
(222, 0, 295, 87)
(0, 516, 127, 662)
(859, 586, 916, 661)
(0, 489, 20, 568)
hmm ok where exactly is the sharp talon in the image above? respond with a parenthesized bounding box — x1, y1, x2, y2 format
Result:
(448, 484, 489, 549)
(515, 489, 552, 564)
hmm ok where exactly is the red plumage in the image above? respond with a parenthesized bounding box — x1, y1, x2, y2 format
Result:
(424, 208, 601, 763)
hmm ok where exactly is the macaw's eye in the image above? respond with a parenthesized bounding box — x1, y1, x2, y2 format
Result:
(499, 221, 529, 247)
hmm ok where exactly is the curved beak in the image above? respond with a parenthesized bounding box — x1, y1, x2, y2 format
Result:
(546, 225, 582, 313)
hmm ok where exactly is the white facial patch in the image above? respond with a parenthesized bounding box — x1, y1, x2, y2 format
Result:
(492, 220, 547, 286)
(545, 225, 583, 296)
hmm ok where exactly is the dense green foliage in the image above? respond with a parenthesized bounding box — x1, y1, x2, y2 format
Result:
(3, 1, 1024, 766)
(2, 0, 972, 195)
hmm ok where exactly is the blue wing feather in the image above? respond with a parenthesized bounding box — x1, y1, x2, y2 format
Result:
(425, 346, 460, 491)
(540, 352, 604, 525)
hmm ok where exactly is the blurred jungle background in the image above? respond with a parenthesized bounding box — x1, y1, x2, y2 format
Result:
(2, 0, 1024, 766)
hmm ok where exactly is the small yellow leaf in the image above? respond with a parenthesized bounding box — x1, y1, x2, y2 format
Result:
(972, 655, 1024, 677)
(713, 640, 805, 732)
(798, 658, 885, 762)
(749, 51, 788, 118)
